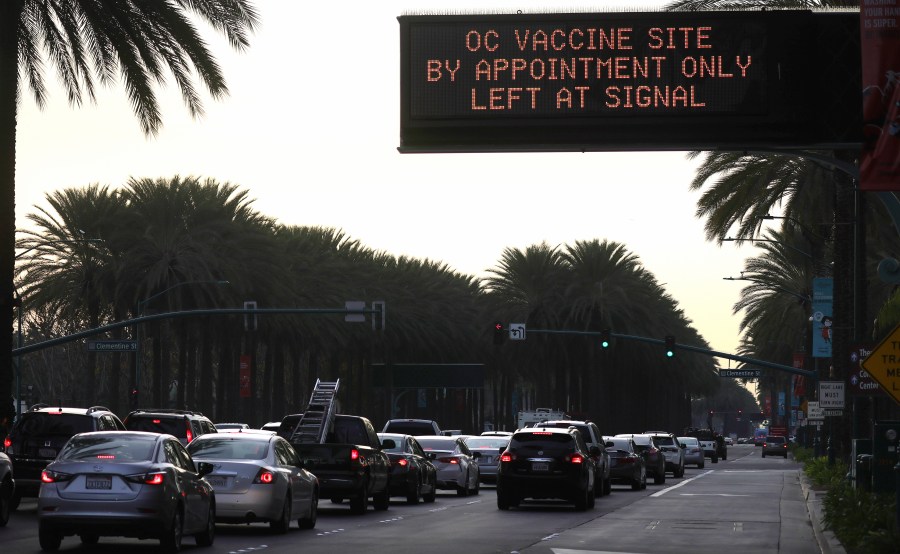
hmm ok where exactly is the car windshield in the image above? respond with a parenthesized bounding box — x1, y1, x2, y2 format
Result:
(59, 434, 156, 461)
(17, 413, 93, 437)
(188, 437, 269, 460)
(126, 416, 187, 438)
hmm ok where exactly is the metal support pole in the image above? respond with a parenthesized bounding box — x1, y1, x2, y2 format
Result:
(14, 289, 21, 418)
(828, 416, 836, 466)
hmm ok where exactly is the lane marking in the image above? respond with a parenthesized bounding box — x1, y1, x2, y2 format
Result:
(679, 493, 751, 497)
(650, 470, 714, 497)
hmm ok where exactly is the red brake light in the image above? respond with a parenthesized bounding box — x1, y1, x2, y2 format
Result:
(96, 455, 115, 460)
(350, 449, 359, 461)
(254, 469, 275, 484)
(397, 458, 408, 467)
(438, 457, 459, 464)
(3, 437, 9, 449)
(41, 471, 55, 484)
(185, 423, 194, 444)
(145, 473, 165, 485)
(152, 419, 161, 424)
(567, 453, 584, 464)
(500, 452, 514, 462)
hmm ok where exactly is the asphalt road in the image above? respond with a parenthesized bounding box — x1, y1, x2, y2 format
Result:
(2, 444, 820, 553)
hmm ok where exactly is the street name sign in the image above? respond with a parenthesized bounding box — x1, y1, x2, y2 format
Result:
(719, 369, 761, 378)
(860, 322, 900, 405)
(818, 381, 846, 409)
(87, 340, 137, 352)
(824, 409, 844, 417)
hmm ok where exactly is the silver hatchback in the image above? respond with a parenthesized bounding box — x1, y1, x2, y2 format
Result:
(37, 431, 216, 552)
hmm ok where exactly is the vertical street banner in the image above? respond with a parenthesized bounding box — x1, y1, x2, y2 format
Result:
(811, 277, 834, 358)
(860, 0, 900, 190)
(239, 355, 252, 398)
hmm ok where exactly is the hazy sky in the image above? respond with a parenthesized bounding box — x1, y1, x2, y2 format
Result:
(15, 1, 769, 369)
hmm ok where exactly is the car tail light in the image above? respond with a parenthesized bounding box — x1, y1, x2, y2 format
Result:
(125, 472, 165, 485)
(500, 452, 515, 463)
(96, 454, 116, 460)
(350, 449, 360, 461)
(41, 470, 73, 483)
(763, 443, 767, 447)
(438, 457, 459, 464)
(3, 437, 9, 449)
(185, 423, 194, 444)
(622, 455, 638, 465)
(254, 469, 275, 484)
(566, 453, 584, 464)
(396, 458, 408, 467)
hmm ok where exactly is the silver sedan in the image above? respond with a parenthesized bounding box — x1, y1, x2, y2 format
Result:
(416, 435, 480, 496)
(462, 435, 509, 484)
(677, 436, 705, 468)
(187, 432, 318, 533)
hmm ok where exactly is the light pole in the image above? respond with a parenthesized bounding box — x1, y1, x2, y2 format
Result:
(134, 280, 230, 408)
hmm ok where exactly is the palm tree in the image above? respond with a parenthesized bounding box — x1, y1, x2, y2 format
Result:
(0, 0, 258, 420)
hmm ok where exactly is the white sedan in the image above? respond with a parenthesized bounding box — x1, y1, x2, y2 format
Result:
(187, 432, 318, 532)
(416, 435, 481, 496)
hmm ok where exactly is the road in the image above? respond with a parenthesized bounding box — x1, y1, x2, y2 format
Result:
(2, 444, 820, 553)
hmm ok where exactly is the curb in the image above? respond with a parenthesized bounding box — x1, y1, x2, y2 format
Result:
(799, 472, 847, 554)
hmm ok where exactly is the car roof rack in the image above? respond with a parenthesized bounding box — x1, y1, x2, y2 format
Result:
(128, 408, 204, 416)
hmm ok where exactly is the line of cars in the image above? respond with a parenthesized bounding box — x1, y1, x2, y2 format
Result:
(2, 404, 319, 552)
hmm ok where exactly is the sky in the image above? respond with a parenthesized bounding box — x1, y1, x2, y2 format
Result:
(14, 1, 769, 373)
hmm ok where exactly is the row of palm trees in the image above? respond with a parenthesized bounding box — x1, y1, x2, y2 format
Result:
(15, 176, 721, 432)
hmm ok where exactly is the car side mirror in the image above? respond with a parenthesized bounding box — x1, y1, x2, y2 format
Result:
(196, 461, 214, 477)
(589, 445, 601, 457)
(605, 441, 614, 448)
(380, 438, 396, 450)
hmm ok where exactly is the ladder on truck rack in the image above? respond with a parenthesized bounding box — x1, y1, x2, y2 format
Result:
(290, 379, 340, 444)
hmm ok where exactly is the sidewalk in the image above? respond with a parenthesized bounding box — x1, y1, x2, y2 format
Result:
(800, 472, 847, 554)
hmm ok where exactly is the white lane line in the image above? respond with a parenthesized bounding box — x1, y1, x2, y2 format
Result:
(650, 470, 714, 497)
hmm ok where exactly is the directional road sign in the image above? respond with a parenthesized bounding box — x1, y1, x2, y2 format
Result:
(807, 401, 824, 421)
(860, 322, 900, 405)
(818, 381, 846, 409)
(509, 323, 526, 341)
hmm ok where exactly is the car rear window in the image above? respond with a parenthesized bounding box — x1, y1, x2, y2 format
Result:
(652, 435, 675, 446)
(418, 438, 457, 452)
(125, 416, 188, 438)
(464, 437, 509, 449)
(188, 437, 269, 460)
(59, 434, 156, 461)
(767, 436, 785, 443)
(16, 413, 94, 437)
(509, 432, 575, 455)
(383, 422, 436, 436)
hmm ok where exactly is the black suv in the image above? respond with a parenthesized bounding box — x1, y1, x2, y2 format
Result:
(123, 409, 216, 445)
(496, 426, 597, 511)
(4, 404, 126, 508)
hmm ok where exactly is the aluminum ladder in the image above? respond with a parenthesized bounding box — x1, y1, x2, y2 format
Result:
(290, 379, 340, 444)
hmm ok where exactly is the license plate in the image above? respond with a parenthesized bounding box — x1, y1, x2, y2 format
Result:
(38, 448, 56, 458)
(85, 476, 111, 490)
(206, 477, 227, 488)
(531, 462, 549, 472)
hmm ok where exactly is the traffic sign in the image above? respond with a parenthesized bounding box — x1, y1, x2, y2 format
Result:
(87, 340, 137, 352)
(818, 381, 846, 409)
(719, 369, 761, 378)
(860, 322, 900, 405)
(509, 323, 526, 341)
(824, 409, 844, 417)
(807, 401, 824, 421)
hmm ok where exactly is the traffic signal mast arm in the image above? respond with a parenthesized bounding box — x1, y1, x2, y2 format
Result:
(524, 328, 815, 379)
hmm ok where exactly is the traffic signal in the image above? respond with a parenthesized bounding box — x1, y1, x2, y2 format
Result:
(600, 328, 611, 349)
(493, 321, 505, 345)
(130, 388, 139, 408)
(664, 335, 676, 357)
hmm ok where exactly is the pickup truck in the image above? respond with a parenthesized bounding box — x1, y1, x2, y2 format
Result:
(290, 414, 392, 514)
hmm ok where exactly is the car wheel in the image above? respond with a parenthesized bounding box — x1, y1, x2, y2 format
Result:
(350, 483, 369, 515)
(784, 452, 788, 459)
(654, 469, 665, 484)
(574, 488, 589, 511)
(722, 452, 727, 460)
(712, 455, 718, 463)
(456, 472, 470, 496)
(676, 462, 685, 478)
(0, 479, 11, 527)
(699, 460, 705, 469)
(497, 490, 510, 510)
(160, 509, 183, 553)
(298, 490, 318, 530)
(270, 495, 291, 534)
(373, 486, 390, 511)
(39, 523, 62, 552)
(407, 477, 421, 504)
(472, 476, 480, 496)
(587, 487, 596, 509)
(195, 503, 215, 547)
(762, 452, 766, 458)
(640, 470, 647, 490)
(423, 475, 437, 503)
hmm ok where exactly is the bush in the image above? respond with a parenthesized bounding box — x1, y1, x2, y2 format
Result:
(822, 480, 897, 553)
(804, 456, 847, 488)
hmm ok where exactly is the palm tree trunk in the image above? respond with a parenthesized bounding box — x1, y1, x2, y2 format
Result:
(198, 322, 213, 416)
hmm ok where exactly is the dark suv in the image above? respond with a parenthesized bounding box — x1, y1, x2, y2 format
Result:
(536, 419, 611, 496)
(496, 426, 597, 511)
(123, 409, 216, 445)
(4, 404, 126, 508)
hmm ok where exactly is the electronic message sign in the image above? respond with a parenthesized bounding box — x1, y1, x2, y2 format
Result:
(398, 10, 862, 152)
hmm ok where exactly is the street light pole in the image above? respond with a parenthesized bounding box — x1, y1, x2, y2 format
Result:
(134, 280, 229, 408)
